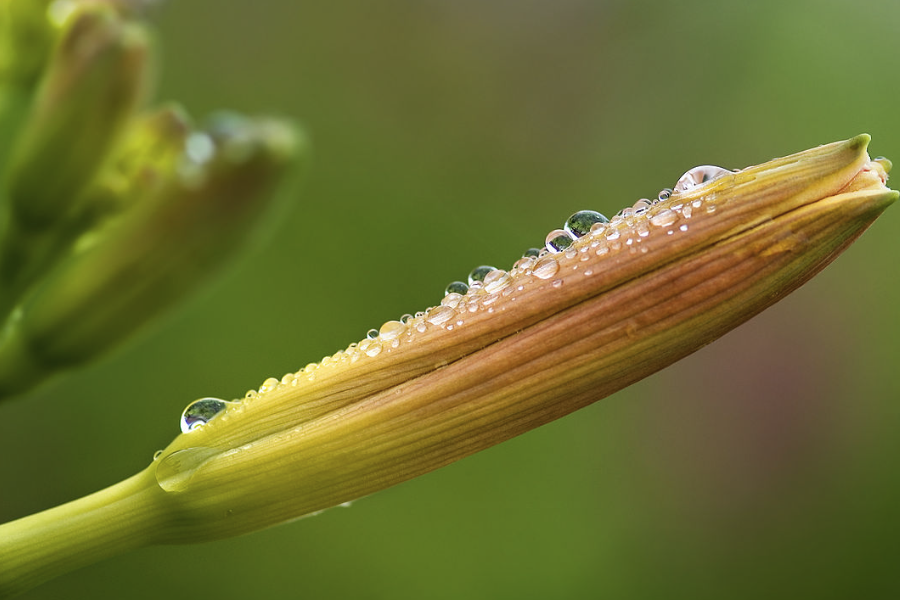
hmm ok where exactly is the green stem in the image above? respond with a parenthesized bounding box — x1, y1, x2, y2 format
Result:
(0, 468, 168, 599)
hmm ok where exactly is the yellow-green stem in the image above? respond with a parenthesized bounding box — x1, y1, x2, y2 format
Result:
(0, 469, 167, 599)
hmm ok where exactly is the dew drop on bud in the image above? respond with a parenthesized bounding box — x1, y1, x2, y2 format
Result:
(522, 247, 542, 258)
(545, 229, 574, 253)
(673, 166, 732, 193)
(180, 398, 231, 433)
(564, 210, 609, 238)
(468, 265, 497, 285)
(657, 188, 672, 202)
(445, 281, 469, 295)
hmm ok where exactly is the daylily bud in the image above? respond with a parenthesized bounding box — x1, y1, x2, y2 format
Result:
(0, 115, 303, 397)
(144, 135, 891, 542)
(5, 5, 149, 229)
(0, 136, 893, 595)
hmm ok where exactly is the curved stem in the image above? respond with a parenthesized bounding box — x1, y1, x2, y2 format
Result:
(0, 468, 167, 599)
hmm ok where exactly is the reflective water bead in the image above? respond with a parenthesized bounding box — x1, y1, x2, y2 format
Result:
(180, 398, 230, 433)
(359, 338, 382, 357)
(445, 281, 469, 295)
(366, 328, 379, 340)
(673, 165, 732, 193)
(468, 265, 496, 285)
(532, 256, 560, 279)
(522, 247, 542, 258)
(657, 188, 672, 202)
(483, 269, 512, 293)
(400, 313, 413, 323)
(426, 305, 455, 325)
(632, 199, 652, 213)
(650, 209, 677, 227)
(379, 320, 406, 341)
(259, 377, 279, 393)
(441, 292, 463, 308)
(564, 210, 609, 238)
(545, 229, 574, 253)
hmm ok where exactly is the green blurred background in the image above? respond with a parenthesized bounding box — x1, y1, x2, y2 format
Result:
(2, 0, 899, 598)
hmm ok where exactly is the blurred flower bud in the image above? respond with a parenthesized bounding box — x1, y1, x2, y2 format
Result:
(5, 4, 149, 229)
(0, 115, 304, 397)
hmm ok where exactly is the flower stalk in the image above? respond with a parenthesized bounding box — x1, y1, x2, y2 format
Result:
(0, 135, 894, 597)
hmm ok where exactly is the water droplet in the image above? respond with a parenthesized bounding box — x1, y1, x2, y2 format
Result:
(379, 320, 406, 341)
(441, 292, 463, 308)
(532, 256, 560, 279)
(513, 255, 536, 271)
(552, 279, 563, 288)
(445, 281, 469, 295)
(400, 313, 413, 324)
(483, 269, 512, 293)
(673, 165, 732, 193)
(359, 338, 382, 357)
(650, 209, 677, 228)
(366, 328, 379, 340)
(679, 224, 689, 232)
(468, 265, 496, 285)
(259, 377, 279, 393)
(632, 199, 652, 213)
(564, 210, 609, 237)
(522, 247, 542, 258)
(426, 305, 455, 325)
(180, 398, 231, 433)
(153, 450, 163, 461)
(545, 229, 574, 253)
(657, 188, 673, 202)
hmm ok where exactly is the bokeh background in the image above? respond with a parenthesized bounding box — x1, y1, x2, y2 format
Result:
(2, 0, 899, 598)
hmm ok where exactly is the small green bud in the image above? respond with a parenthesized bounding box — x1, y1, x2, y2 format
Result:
(8, 116, 304, 380)
(5, 5, 149, 229)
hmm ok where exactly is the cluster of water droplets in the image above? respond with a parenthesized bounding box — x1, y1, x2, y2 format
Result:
(172, 163, 735, 434)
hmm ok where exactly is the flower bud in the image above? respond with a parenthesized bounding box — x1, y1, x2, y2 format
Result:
(5, 5, 149, 229)
(141, 136, 894, 543)
(0, 115, 304, 396)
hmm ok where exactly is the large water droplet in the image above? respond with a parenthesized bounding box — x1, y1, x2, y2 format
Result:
(468, 265, 497, 285)
(564, 211, 609, 238)
(180, 398, 231, 433)
(445, 281, 469, 295)
(650, 209, 677, 228)
(545, 229, 574, 253)
(483, 269, 512, 293)
(673, 165, 732, 193)
(532, 256, 560, 279)
(426, 305, 455, 325)
(379, 320, 406, 341)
